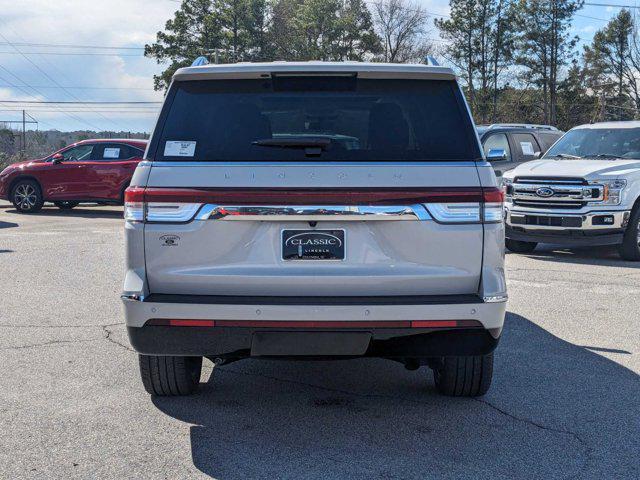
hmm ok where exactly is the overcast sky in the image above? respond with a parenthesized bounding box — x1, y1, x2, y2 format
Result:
(0, 0, 625, 134)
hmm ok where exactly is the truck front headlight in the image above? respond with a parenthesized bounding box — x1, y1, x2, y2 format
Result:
(592, 179, 627, 205)
(501, 178, 513, 202)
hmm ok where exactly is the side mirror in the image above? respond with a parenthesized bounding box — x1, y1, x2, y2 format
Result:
(51, 153, 64, 164)
(486, 149, 508, 162)
(533, 151, 542, 159)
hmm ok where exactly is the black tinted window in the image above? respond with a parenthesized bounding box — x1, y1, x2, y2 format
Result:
(59, 144, 93, 162)
(152, 78, 479, 162)
(483, 133, 511, 161)
(511, 133, 540, 159)
(537, 132, 562, 150)
(92, 144, 142, 160)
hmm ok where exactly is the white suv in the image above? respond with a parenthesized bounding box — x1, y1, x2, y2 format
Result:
(122, 62, 507, 397)
(503, 121, 640, 260)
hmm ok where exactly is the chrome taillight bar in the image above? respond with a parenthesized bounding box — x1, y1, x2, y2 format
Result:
(195, 204, 431, 221)
(124, 187, 503, 224)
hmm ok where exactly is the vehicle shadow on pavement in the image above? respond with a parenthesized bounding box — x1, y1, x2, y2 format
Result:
(0, 220, 18, 229)
(2, 206, 122, 219)
(509, 244, 640, 268)
(152, 312, 639, 479)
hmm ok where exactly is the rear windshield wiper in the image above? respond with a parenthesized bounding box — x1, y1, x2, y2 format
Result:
(252, 138, 331, 156)
(547, 153, 582, 159)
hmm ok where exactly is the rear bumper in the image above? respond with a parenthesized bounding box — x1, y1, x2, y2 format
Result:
(122, 294, 506, 358)
(127, 325, 500, 359)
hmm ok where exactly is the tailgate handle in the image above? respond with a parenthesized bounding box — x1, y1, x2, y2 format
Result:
(196, 205, 431, 221)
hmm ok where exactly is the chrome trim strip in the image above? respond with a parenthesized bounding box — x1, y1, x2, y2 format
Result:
(121, 294, 145, 302)
(514, 178, 584, 184)
(195, 204, 432, 221)
(145, 161, 481, 167)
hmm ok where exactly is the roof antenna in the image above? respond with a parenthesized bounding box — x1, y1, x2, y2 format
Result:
(191, 56, 209, 67)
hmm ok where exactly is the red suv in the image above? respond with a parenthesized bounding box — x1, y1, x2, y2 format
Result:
(0, 139, 147, 213)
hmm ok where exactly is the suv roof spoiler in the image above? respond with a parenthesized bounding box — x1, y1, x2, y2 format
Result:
(173, 62, 456, 82)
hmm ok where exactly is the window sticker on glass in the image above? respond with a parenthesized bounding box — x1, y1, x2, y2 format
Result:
(164, 141, 196, 157)
(520, 142, 535, 156)
(103, 148, 120, 159)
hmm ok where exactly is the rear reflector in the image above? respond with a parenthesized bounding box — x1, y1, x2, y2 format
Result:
(124, 186, 145, 203)
(411, 320, 481, 328)
(483, 187, 504, 203)
(148, 319, 216, 327)
(124, 186, 145, 222)
(482, 187, 504, 224)
(146, 319, 482, 328)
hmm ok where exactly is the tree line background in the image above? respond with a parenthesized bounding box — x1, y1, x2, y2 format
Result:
(3, 0, 640, 168)
(145, 0, 640, 130)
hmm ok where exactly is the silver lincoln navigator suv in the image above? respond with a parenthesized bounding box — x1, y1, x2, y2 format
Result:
(122, 62, 507, 397)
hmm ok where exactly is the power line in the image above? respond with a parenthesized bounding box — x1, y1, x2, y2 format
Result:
(0, 42, 104, 130)
(0, 100, 161, 104)
(0, 20, 158, 132)
(0, 109, 158, 114)
(0, 51, 143, 57)
(584, 2, 640, 8)
(0, 68, 41, 100)
(0, 83, 153, 91)
(0, 41, 144, 50)
(575, 13, 610, 22)
(0, 65, 103, 130)
(0, 24, 136, 132)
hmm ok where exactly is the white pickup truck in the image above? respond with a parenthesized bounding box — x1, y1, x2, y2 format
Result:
(503, 121, 640, 260)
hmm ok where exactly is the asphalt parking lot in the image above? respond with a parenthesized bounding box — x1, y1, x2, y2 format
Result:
(0, 201, 638, 479)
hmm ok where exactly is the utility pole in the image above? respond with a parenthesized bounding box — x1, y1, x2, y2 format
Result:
(22, 109, 26, 155)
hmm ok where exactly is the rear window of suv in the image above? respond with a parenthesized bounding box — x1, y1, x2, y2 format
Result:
(150, 77, 480, 162)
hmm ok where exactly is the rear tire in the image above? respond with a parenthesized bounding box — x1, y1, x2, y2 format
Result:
(138, 354, 203, 396)
(54, 201, 79, 210)
(433, 353, 493, 397)
(505, 238, 537, 253)
(618, 206, 640, 261)
(10, 179, 44, 213)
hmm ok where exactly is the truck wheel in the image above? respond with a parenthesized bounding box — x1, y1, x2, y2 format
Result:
(54, 201, 79, 210)
(618, 207, 640, 261)
(138, 354, 203, 396)
(432, 353, 493, 397)
(505, 238, 537, 253)
(10, 179, 44, 213)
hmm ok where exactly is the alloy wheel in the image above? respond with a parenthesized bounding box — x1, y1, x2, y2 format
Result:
(14, 184, 37, 211)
